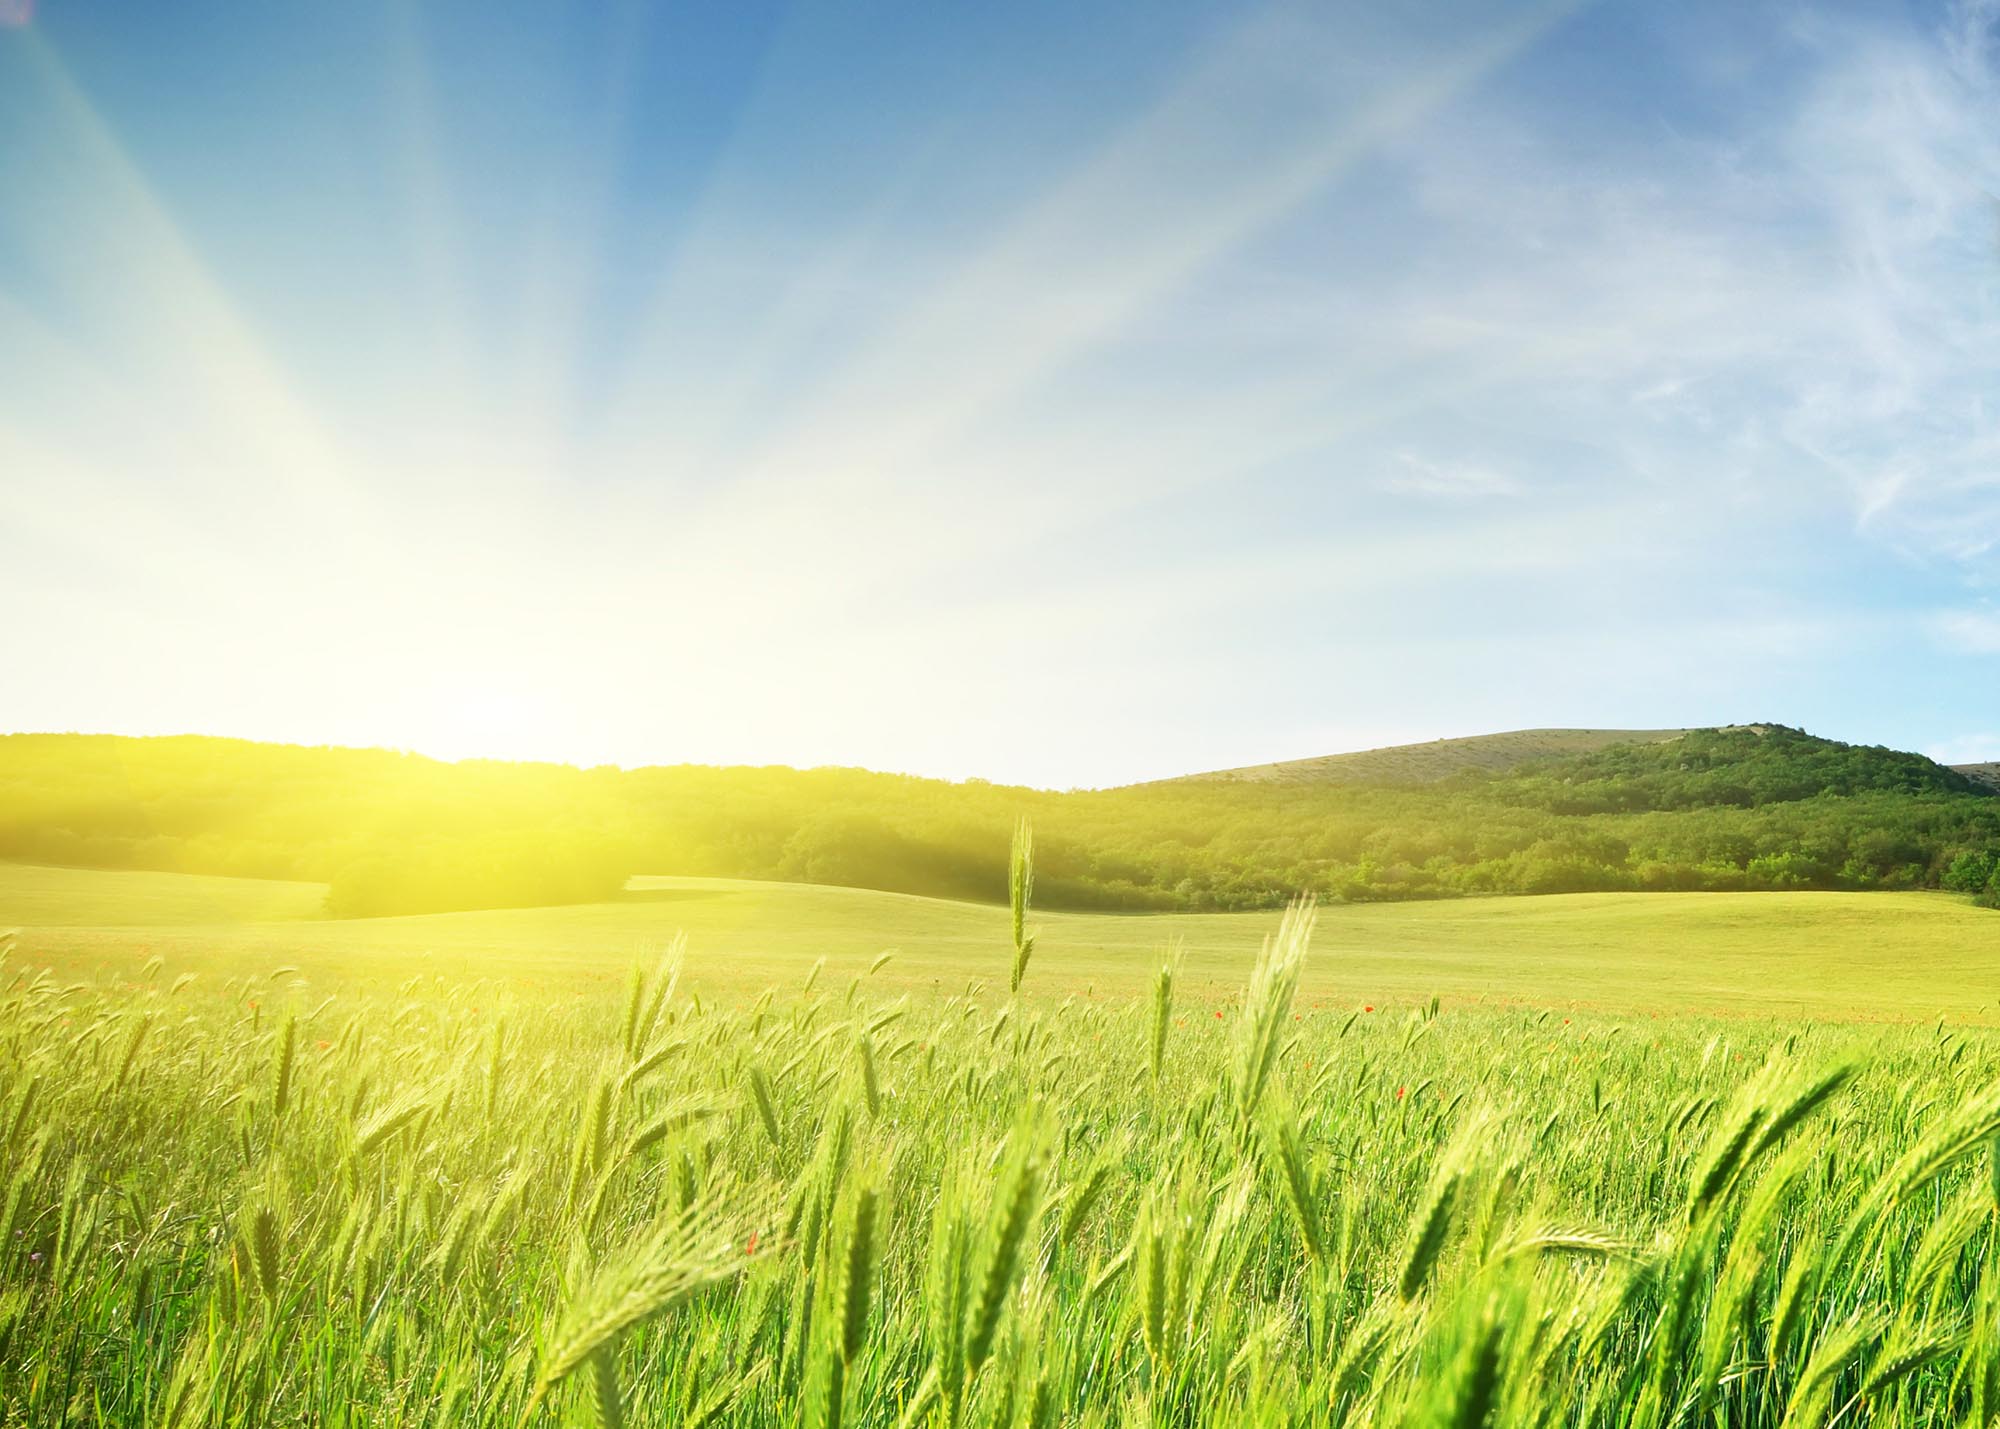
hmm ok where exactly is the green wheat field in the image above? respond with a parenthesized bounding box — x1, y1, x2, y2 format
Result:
(7, 844, 2000, 1427)
(12, 0, 2000, 1420)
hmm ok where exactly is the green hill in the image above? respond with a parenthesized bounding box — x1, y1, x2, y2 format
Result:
(1, 726, 1996, 916)
(1494, 724, 1989, 808)
(1165, 727, 1693, 785)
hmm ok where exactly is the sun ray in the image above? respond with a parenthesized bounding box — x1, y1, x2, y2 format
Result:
(604, 0, 1589, 536)
(5, 33, 350, 506)
(382, 1, 476, 416)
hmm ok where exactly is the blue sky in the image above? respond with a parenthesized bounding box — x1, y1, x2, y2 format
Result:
(2, 0, 1998, 787)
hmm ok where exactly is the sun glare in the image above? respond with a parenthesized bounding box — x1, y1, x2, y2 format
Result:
(412, 681, 561, 763)
(11, 3, 2000, 1423)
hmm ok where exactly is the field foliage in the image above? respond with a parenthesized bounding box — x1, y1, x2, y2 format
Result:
(9, 879, 2000, 1426)
(13, 858, 2000, 1024)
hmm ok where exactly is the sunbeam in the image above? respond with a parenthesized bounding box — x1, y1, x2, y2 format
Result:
(3, 0, 1998, 785)
(5, 33, 349, 508)
(608, 1, 1587, 525)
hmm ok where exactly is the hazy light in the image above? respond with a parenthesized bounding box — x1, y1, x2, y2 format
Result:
(4, 1, 1999, 785)
(403, 683, 562, 763)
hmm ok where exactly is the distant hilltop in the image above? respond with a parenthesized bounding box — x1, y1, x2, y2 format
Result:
(1158, 727, 1699, 786)
(1162, 725, 1997, 790)
(1960, 763, 2000, 793)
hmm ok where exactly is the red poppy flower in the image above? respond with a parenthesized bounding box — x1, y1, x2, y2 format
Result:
(1396, 1085, 1406, 1100)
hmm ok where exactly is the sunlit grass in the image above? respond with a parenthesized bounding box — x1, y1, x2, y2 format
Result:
(8, 861, 2000, 1022)
(6, 876, 2000, 1425)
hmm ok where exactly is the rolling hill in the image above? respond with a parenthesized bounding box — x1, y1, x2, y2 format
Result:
(1957, 762, 2000, 793)
(7, 860, 2000, 1021)
(1160, 727, 1696, 786)
(1, 725, 1995, 915)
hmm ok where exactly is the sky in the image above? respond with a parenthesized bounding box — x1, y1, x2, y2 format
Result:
(2, 0, 1998, 789)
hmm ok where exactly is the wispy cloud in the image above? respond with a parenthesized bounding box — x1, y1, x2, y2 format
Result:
(1384, 454, 1521, 500)
(1935, 608, 2000, 652)
(6, 0, 2000, 783)
(1260, 0, 2000, 567)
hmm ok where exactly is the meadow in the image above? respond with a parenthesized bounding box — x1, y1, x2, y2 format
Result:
(9, 860, 2000, 1023)
(7, 853, 2000, 1425)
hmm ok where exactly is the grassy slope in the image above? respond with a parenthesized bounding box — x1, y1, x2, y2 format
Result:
(1167, 726, 1692, 785)
(1958, 761, 2000, 792)
(0, 861, 326, 926)
(5, 860, 1997, 1022)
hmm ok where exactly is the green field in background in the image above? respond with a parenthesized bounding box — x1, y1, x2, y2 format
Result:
(4, 861, 1995, 1021)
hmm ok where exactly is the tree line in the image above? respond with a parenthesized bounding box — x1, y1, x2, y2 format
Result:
(1, 726, 1995, 917)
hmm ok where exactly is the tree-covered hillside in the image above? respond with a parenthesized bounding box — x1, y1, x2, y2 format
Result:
(1494, 725, 1987, 811)
(1169, 727, 1692, 785)
(1, 727, 1995, 916)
